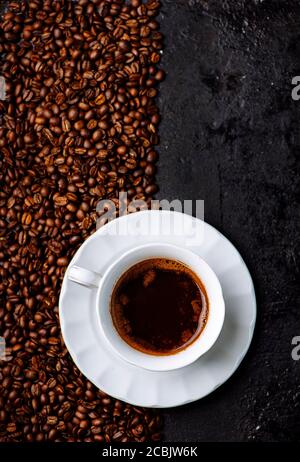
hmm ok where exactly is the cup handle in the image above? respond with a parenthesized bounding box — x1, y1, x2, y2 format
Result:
(67, 266, 102, 288)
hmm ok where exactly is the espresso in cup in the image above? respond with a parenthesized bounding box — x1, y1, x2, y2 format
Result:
(110, 258, 209, 356)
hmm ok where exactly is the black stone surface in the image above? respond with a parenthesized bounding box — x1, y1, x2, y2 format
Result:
(157, 0, 300, 442)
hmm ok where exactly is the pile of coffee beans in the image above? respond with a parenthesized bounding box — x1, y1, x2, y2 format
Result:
(0, 0, 164, 442)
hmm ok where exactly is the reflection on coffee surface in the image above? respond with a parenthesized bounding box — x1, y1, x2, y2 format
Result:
(110, 258, 209, 355)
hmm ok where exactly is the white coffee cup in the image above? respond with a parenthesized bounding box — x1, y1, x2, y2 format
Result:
(67, 242, 225, 372)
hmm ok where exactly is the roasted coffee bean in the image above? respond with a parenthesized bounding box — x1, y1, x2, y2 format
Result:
(0, 0, 163, 443)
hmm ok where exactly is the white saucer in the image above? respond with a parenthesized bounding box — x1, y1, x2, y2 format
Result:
(59, 210, 256, 408)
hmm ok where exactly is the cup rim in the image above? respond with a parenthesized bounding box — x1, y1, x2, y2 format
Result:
(96, 242, 225, 372)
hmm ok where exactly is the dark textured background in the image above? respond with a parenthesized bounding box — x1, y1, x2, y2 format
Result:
(157, 0, 300, 442)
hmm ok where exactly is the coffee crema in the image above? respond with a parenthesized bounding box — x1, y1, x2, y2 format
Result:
(110, 258, 209, 355)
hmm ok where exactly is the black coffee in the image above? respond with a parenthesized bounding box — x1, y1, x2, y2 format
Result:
(110, 258, 209, 355)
